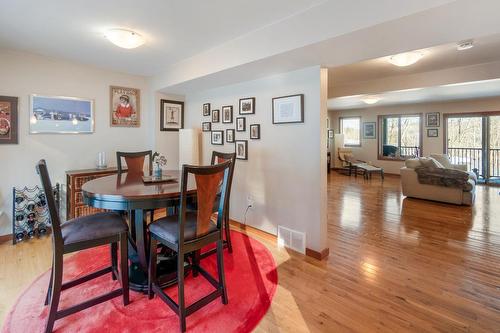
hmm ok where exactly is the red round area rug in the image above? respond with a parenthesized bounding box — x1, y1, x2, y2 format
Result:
(2, 230, 277, 333)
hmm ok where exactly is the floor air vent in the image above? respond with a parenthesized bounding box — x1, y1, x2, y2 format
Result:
(277, 225, 306, 254)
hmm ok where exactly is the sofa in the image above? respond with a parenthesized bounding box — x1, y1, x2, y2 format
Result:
(400, 154, 476, 205)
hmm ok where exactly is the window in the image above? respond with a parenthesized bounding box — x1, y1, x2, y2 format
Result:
(339, 117, 361, 146)
(379, 114, 422, 160)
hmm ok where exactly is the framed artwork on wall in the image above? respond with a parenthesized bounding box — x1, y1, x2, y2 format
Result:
(272, 94, 304, 124)
(212, 109, 220, 123)
(226, 129, 235, 143)
(363, 122, 376, 139)
(236, 117, 246, 132)
(160, 99, 184, 131)
(239, 97, 255, 115)
(249, 124, 260, 139)
(427, 128, 438, 137)
(0, 96, 18, 144)
(426, 112, 440, 127)
(110, 86, 140, 127)
(222, 105, 233, 123)
(203, 103, 211, 116)
(211, 130, 224, 145)
(235, 140, 248, 160)
(202, 122, 211, 132)
(30, 94, 94, 134)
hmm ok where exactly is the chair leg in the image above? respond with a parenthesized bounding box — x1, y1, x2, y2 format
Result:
(120, 233, 129, 306)
(148, 238, 158, 300)
(177, 252, 186, 332)
(224, 211, 233, 253)
(44, 259, 53, 306)
(216, 240, 228, 304)
(111, 242, 118, 280)
(192, 250, 200, 277)
(45, 254, 63, 333)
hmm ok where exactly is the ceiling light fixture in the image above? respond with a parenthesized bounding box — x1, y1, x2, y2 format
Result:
(388, 51, 424, 67)
(361, 95, 381, 105)
(457, 39, 474, 51)
(104, 28, 145, 49)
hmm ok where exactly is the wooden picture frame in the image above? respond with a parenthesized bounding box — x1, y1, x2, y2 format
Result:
(202, 122, 211, 132)
(363, 122, 376, 139)
(239, 97, 255, 115)
(203, 103, 211, 116)
(226, 129, 235, 143)
(110, 86, 140, 127)
(427, 128, 439, 137)
(235, 140, 248, 160)
(250, 124, 260, 139)
(0, 96, 18, 144)
(426, 112, 440, 127)
(272, 94, 304, 124)
(236, 117, 246, 132)
(212, 109, 220, 123)
(222, 105, 233, 123)
(160, 99, 184, 131)
(211, 130, 224, 145)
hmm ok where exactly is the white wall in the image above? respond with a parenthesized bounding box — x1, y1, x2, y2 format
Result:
(0, 49, 152, 235)
(329, 96, 500, 174)
(182, 66, 328, 252)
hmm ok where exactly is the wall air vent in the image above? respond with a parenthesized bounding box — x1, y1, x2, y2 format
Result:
(277, 225, 306, 254)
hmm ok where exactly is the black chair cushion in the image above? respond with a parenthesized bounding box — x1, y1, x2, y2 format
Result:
(61, 212, 128, 246)
(149, 212, 218, 245)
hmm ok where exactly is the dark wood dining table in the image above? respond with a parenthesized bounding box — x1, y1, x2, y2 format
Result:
(81, 170, 196, 292)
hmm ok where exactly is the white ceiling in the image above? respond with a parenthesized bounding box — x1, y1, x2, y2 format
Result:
(330, 33, 500, 86)
(328, 78, 500, 110)
(0, 0, 326, 76)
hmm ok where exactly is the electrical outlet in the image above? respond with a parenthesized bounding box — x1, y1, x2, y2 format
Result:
(247, 195, 254, 208)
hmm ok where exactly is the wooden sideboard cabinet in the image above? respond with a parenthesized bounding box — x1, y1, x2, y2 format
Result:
(66, 167, 118, 220)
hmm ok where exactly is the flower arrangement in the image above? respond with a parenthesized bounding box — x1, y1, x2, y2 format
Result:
(152, 153, 167, 176)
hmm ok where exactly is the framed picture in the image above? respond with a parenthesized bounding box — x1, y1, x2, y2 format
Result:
(203, 103, 210, 116)
(222, 105, 233, 123)
(236, 117, 246, 132)
(212, 109, 220, 123)
(426, 112, 440, 127)
(202, 122, 211, 132)
(160, 99, 184, 131)
(0, 96, 18, 144)
(239, 97, 255, 115)
(363, 122, 376, 139)
(250, 124, 260, 139)
(110, 86, 140, 127)
(30, 94, 94, 134)
(272, 94, 304, 124)
(211, 130, 224, 145)
(235, 140, 248, 160)
(427, 128, 439, 137)
(226, 128, 235, 143)
(328, 129, 334, 139)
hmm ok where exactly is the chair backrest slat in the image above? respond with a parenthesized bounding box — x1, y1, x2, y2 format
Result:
(116, 150, 153, 175)
(36, 160, 63, 247)
(178, 161, 232, 245)
(210, 151, 236, 211)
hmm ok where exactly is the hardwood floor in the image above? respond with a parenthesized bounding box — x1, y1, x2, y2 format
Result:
(1, 173, 499, 332)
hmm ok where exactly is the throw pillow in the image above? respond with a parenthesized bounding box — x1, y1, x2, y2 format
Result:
(419, 157, 445, 169)
(430, 154, 453, 168)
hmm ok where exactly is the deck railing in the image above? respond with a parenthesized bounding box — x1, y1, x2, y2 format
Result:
(447, 147, 500, 178)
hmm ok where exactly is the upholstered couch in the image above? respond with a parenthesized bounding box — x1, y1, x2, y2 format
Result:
(400, 154, 476, 205)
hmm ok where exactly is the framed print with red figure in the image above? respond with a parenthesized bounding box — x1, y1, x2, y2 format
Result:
(0, 96, 18, 144)
(110, 86, 140, 127)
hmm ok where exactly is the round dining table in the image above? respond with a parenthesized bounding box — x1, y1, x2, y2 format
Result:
(82, 170, 196, 292)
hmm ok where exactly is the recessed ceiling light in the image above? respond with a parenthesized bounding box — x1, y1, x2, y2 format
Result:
(457, 39, 474, 51)
(361, 95, 381, 105)
(104, 28, 145, 49)
(388, 51, 424, 67)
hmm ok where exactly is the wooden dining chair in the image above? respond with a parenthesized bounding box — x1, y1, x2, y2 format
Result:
(148, 161, 232, 332)
(36, 160, 129, 333)
(116, 150, 153, 175)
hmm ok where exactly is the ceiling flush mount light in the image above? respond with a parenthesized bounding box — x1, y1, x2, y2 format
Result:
(388, 51, 424, 67)
(104, 28, 145, 49)
(361, 95, 381, 105)
(457, 39, 474, 51)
